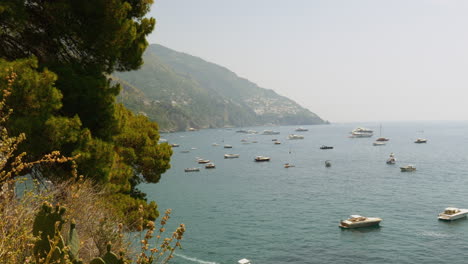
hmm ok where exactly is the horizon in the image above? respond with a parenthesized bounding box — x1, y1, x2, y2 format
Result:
(147, 0, 468, 123)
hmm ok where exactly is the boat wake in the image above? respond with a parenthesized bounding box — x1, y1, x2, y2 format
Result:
(174, 253, 219, 264)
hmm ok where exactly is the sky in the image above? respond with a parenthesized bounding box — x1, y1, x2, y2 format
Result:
(146, 0, 468, 122)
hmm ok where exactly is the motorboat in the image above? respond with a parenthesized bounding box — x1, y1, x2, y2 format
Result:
(325, 160, 331, 167)
(284, 163, 295, 168)
(295, 127, 308, 132)
(197, 159, 210, 164)
(184, 168, 200, 172)
(187, 127, 198, 131)
(350, 127, 373, 138)
(236, 129, 248, 133)
(386, 153, 396, 164)
(373, 142, 386, 146)
(339, 215, 382, 229)
(320, 145, 333, 150)
(238, 259, 251, 264)
(224, 145, 233, 148)
(400, 165, 416, 172)
(288, 134, 304, 140)
(170, 143, 179, 147)
(224, 154, 240, 159)
(438, 207, 468, 221)
(212, 143, 219, 146)
(255, 156, 270, 162)
(414, 138, 427, 143)
(240, 139, 248, 142)
(205, 163, 216, 169)
(274, 141, 281, 145)
(262, 130, 280, 135)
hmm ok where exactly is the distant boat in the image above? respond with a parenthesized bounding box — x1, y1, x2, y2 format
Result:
(262, 130, 280, 135)
(184, 168, 200, 172)
(224, 145, 233, 148)
(274, 141, 281, 145)
(400, 165, 416, 172)
(350, 127, 373, 138)
(386, 153, 396, 164)
(288, 134, 304, 140)
(255, 156, 270, 162)
(372, 142, 386, 146)
(438, 207, 468, 221)
(325, 160, 331, 167)
(197, 159, 210, 164)
(187, 127, 198, 132)
(284, 163, 295, 168)
(205, 163, 216, 169)
(252, 141, 258, 143)
(212, 143, 219, 146)
(414, 138, 427, 143)
(295, 127, 308, 132)
(238, 259, 251, 264)
(320, 145, 333, 150)
(180, 150, 190, 153)
(339, 215, 382, 229)
(236, 129, 248, 133)
(224, 154, 240, 159)
(375, 124, 389, 141)
(170, 143, 179, 147)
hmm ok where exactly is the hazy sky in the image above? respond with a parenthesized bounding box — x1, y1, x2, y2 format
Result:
(147, 0, 468, 122)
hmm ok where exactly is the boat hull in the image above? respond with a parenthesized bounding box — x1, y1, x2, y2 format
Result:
(339, 218, 382, 229)
(438, 211, 468, 221)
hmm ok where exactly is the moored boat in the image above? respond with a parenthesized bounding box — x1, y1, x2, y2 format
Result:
(373, 141, 386, 146)
(184, 168, 200, 172)
(262, 130, 280, 135)
(386, 153, 396, 164)
(414, 138, 427, 143)
(274, 141, 281, 145)
(205, 163, 216, 169)
(400, 165, 416, 172)
(325, 160, 331, 167)
(197, 159, 210, 164)
(320, 145, 333, 150)
(350, 127, 373, 138)
(255, 156, 270, 162)
(170, 143, 179, 147)
(339, 215, 382, 229)
(224, 145, 233, 148)
(224, 154, 240, 159)
(295, 127, 308, 132)
(238, 259, 251, 264)
(438, 207, 468, 221)
(376, 137, 389, 141)
(284, 163, 295, 168)
(288, 134, 304, 140)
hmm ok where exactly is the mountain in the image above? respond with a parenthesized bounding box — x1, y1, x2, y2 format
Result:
(114, 44, 326, 132)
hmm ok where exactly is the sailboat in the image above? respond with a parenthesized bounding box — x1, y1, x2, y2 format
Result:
(375, 124, 389, 142)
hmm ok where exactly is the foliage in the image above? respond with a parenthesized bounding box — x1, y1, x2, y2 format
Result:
(0, 0, 172, 225)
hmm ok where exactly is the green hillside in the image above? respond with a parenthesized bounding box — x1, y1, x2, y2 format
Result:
(115, 44, 325, 131)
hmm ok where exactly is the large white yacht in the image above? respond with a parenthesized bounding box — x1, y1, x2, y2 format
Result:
(438, 207, 468, 221)
(339, 215, 382, 229)
(350, 127, 374, 138)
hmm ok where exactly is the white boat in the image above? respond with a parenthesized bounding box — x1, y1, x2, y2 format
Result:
(438, 207, 468, 221)
(212, 143, 219, 146)
(205, 163, 216, 169)
(400, 165, 416, 172)
(170, 143, 179, 147)
(339, 215, 382, 229)
(373, 142, 386, 146)
(197, 159, 210, 164)
(284, 163, 295, 168)
(386, 153, 396, 164)
(350, 127, 373, 138)
(414, 138, 427, 143)
(224, 154, 240, 159)
(238, 259, 251, 264)
(274, 141, 281, 145)
(224, 145, 233, 148)
(255, 156, 270, 162)
(288, 134, 304, 140)
(295, 127, 308, 132)
(187, 127, 198, 131)
(184, 168, 200, 172)
(262, 130, 280, 135)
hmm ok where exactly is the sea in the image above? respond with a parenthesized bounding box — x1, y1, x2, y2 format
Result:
(139, 121, 468, 264)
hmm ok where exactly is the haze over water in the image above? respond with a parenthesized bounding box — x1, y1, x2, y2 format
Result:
(140, 121, 468, 264)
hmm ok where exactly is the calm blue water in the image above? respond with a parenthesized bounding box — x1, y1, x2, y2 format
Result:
(139, 121, 468, 264)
